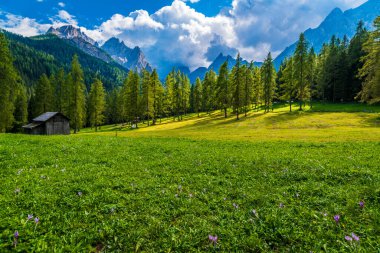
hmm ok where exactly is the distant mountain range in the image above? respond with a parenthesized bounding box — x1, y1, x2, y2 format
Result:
(47, 25, 151, 72)
(273, 0, 380, 69)
(189, 53, 262, 83)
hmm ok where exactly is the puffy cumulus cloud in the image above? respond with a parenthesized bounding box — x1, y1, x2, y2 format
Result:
(58, 2, 65, 8)
(0, 12, 50, 36)
(89, 0, 237, 72)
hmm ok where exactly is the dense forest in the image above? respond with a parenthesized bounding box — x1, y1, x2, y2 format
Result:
(0, 17, 379, 133)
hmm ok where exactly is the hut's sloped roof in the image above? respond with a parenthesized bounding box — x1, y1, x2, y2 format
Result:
(22, 122, 43, 129)
(33, 112, 69, 122)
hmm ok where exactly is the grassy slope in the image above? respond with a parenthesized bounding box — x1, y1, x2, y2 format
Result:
(83, 103, 380, 142)
(1, 104, 379, 252)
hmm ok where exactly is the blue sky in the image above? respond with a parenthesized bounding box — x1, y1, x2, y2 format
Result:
(0, 0, 368, 71)
(0, 0, 232, 27)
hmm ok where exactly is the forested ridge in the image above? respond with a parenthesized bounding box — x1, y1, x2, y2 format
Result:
(0, 17, 379, 133)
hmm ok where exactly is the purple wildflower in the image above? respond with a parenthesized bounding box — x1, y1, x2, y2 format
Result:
(233, 203, 239, 209)
(352, 233, 359, 241)
(208, 235, 218, 245)
(323, 213, 328, 217)
(345, 236, 352, 241)
(334, 215, 340, 223)
(27, 214, 33, 220)
(359, 201, 364, 208)
(34, 217, 39, 224)
(14, 188, 20, 194)
(279, 203, 285, 208)
(189, 193, 193, 198)
(14, 231, 19, 239)
(223, 197, 227, 201)
(78, 191, 83, 196)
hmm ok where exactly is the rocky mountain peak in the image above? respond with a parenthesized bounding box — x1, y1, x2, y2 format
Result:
(47, 25, 97, 46)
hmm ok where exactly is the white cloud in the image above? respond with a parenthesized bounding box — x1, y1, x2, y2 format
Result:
(0, 12, 50, 36)
(58, 2, 65, 8)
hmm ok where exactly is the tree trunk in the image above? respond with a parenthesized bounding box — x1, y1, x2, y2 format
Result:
(224, 108, 227, 118)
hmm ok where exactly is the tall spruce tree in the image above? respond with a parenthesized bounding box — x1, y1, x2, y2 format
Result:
(280, 57, 296, 112)
(261, 53, 276, 113)
(358, 16, 380, 104)
(0, 33, 19, 132)
(194, 77, 202, 117)
(141, 69, 153, 125)
(348, 21, 369, 101)
(232, 53, 244, 120)
(88, 78, 106, 131)
(293, 33, 310, 110)
(69, 54, 86, 133)
(243, 63, 254, 117)
(216, 61, 230, 118)
(33, 74, 53, 117)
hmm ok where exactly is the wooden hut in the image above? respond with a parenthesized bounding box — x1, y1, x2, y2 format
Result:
(23, 112, 70, 135)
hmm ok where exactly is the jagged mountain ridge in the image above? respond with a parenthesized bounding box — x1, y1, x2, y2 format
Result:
(101, 37, 152, 72)
(274, 0, 380, 69)
(47, 25, 113, 63)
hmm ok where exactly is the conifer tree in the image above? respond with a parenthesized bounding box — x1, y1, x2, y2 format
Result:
(216, 61, 230, 118)
(88, 78, 106, 131)
(232, 53, 244, 120)
(54, 68, 66, 113)
(243, 63, 254, 117)
(69, 54, 86, 133)
(348, 21, 369, 101)
(358, 16, 380, 104)
(141, 69, 153, 125)
(194, 77, 202, 117)
(33, 74, 53, 117)
(150, 69, 161, 125)
(293, 33, 310, 110)
(280, 57, 296, 112)
(261, 53, 276, 113)
(252, 66, 262, 110)
(0, 33, 19, 132)
(126, 70, 140, 127)
(181, 74, 191, 119)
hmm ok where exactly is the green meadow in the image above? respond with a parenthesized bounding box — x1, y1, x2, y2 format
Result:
(1, 104, 380, 252)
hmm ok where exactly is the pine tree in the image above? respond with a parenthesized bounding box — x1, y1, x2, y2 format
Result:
(202, 70, 217, 114)
(307, 48, 317, 107)
(194, 78, 202, 117)
(181, 74, 191, 119)
(54, 68, 66, 112)
(280, 57, 296, 112)
(13, 82, 28, 130)
(69, 54, 86, 133)
(150, 69, 161, 125)
(216, 61, 230, 118)
(126, 70, 140, 127)
(88, 78, 106, 131)
(0, 33, 19, 132)
(357, 16, 380, 104)
(348, 21, 369, 101)
(141, 69, 153, 125)
(293, 33, 310, 110)
(252, 66, 262, 110)
(261, 53, 276, 113)
(164, 72, 175, 118)
(231, 53, 244, 120)
(33, 74, 54, 117)
(243, 63, 254, 117)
